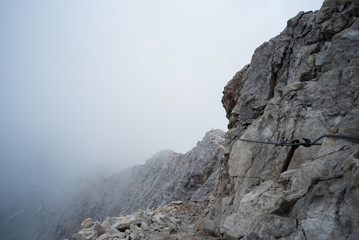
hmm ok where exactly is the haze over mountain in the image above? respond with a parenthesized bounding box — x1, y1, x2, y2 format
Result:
(0, 1, 324, 239)
(71, 0, 359, 239)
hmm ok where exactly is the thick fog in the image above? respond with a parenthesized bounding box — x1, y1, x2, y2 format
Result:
(0, 0, 323, 238)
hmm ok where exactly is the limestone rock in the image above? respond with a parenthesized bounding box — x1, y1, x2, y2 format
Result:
(80, 218, 93, 230)
(206, 0, 359, 239)
(75, 228, 98, 240)
(72, 200, 218, 240)
(222, 64, 250, 128)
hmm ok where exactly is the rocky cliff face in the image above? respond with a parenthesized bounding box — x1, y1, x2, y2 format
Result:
(58, 129, 225, 239)
(70, 0, 359, 239)
(204, 0, 359, 239)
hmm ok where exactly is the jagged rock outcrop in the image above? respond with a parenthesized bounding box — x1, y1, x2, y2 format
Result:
(58, 129, 225, 239)
(203, 0, 359, 239)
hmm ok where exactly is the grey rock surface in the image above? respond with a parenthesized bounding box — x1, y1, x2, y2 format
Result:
(204, 0, 359, 239)
(58, 129, 225, 239)
(69, 0, 359, 239)
(71, 200, 219, 240)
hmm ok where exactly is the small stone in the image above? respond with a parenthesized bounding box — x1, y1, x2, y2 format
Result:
(129, 232, 138, 240)
(125, 229, 131, 236)
(96, 232, 126, 240)
(111, 215, 136, 232)
(77, 228, 98, 240)
(80, 218, 94, 229)
(171, 201, 183, 205)
(140, 222, 149, 231)
(91, 221, 105, 236)
(130, 224, 142, 235)
(162, 227, 175, 235)
(151, 222, 162, 231)
(136, 212, 152, 226)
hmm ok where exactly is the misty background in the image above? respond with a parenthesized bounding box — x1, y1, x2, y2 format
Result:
(0, 0, 322, 237)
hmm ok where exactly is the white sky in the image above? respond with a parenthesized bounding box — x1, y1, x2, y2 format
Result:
(0, 0, 323, 183)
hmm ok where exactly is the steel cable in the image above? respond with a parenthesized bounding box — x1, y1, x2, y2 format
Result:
(237, 134, 359, 173)
(238, 134, 359, 147)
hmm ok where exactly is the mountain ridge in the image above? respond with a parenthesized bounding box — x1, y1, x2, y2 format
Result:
(70, 0, 359, 239)
(58, 129, 225, 239)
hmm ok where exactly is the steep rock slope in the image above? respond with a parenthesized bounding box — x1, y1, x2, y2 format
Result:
(204, 0, 359, 239)
(58, 129, 225, 239)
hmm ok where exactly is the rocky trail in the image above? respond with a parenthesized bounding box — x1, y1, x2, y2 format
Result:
(70, 199, 219, 240)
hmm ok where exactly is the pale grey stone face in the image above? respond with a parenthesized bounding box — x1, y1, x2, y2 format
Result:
(205, 0, 359, 239)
